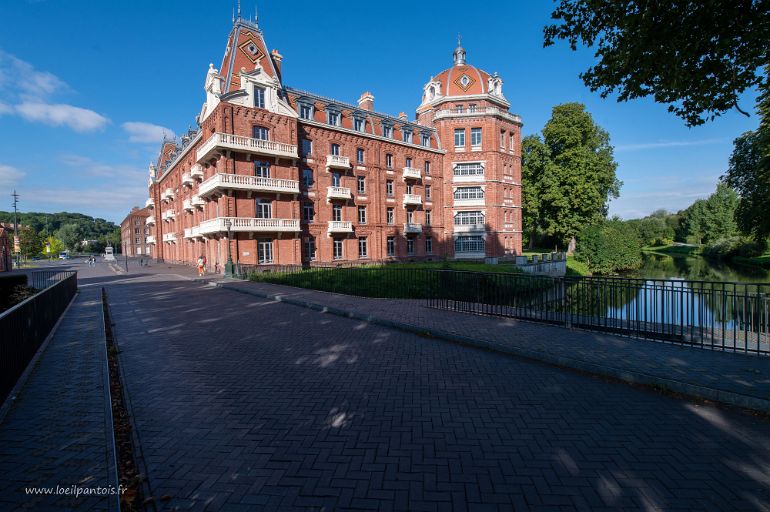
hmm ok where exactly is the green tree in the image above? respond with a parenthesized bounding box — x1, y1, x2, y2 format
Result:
(18, 226, 42, 259)
(544, 0, 770, 126)
(575, 219, 642, 274)
(56, 223, 84, 252)
(43, 236, 65, 258)
(702, 182, 739, 242)
(521, 103, 621, 248)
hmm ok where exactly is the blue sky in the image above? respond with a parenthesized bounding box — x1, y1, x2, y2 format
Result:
(0, 0, 760, 224)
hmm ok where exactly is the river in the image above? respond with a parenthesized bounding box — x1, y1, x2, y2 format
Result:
(626, 252, 770, 284)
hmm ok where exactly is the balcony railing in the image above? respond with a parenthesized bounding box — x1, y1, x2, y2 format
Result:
(197, 217, 301, 235)
(145, 197, 155, 209)
(163, 188, 174, 201)
(182, 173, 193, 186)
(145, 216, 156, 226)
(162, 233, 177, 243)
(183, 228, 193, 239)
(183, 199, 193, 211)
(402, 167, 421, 180)
(433, 106, 522, 125)
(196, 133, 298, 163)
(404, 223, 423, 233)
(191, 195, 205, 207)
(403, 194, 422, 207)
(146, 235, 156, 244)
(190, 163, 204, 180)
(453, 223, 486, 233)
(326, 186, 352, 201)
(453, 197, 485, 207)
(162, 210, 176, 221)
(327, 221, 354, 234)
(198, 173, 300, 197)
(326, 155, 350, 170)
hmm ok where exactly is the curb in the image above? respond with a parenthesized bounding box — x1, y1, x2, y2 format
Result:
(216, 281, 770, 414)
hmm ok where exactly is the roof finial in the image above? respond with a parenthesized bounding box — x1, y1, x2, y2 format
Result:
(232, 7, 235, 23)
(255, 4, 259, 25)
(458, 33, 461, 46)
(453, 35, 466, 66)
(237, 0, 241, 20)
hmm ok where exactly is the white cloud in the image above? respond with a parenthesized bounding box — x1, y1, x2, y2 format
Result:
(0, 50, 69, 97)
(30, 187, 147, 213)
(615, 138, 727, 152)
(0, 102, 11, 114)
(15, 102, 109, 132)
(122, 121, 175, 144)
(59, 154, 145, 181)
(0, 164, 26, 188)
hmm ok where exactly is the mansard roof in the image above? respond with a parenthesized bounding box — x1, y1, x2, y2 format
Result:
(220, 18, 280, 93)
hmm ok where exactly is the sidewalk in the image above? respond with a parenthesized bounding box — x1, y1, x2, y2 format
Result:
(0, 287, 119, 511)
(218, 279, 770, 412)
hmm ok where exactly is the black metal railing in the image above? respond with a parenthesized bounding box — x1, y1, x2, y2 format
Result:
(426, 270, 770, 355)
(0, 270, 78, 404)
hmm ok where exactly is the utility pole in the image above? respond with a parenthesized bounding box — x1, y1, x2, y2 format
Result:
(11, 190, 19, 269)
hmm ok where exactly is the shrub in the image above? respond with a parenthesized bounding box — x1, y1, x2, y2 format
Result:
(575, 220, 642, 275)
(703, 237, 767, 260)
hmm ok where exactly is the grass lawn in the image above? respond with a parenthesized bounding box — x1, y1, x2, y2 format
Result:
(733, 253, 770, 268)
(386, 261, 522, 273)
(641, 244, 701, 256)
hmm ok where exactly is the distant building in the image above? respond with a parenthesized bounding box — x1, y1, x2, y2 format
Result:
(0, 226, 11, 272)
(145, 14, 522, 269)
(120, 207, 151, 257)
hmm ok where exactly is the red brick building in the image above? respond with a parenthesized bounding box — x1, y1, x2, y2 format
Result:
(0, 226, 12, 272)
(120, 207, 151, 257)
(145, 17, 521, 269)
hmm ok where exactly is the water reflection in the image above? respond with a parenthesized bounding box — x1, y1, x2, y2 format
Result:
(627, 253, 770, 284)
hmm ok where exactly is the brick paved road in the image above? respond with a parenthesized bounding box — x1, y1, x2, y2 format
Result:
(106, 273, 770, 511)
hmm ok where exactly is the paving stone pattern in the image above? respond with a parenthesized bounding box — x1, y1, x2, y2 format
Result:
(0, 285, 118, 512)
(107, 274, 770, 511)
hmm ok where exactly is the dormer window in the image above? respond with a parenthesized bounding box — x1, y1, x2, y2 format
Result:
(421, 134, 430, 147)
(402, 130, 412, 144)
(383, 124, 392, 138)
(254, 86, 265, 109)
(327, 110, 340, 126)
(299, 103, 313, 120)
(354, 118, 364, 132)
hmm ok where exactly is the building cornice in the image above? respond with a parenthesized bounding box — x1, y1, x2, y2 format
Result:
(299, 119, 446, 154)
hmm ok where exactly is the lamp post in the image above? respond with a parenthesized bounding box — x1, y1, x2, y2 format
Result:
(224, 219, 234, 277)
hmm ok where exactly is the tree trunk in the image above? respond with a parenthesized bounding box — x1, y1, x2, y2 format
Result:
(567, 236, 576, 255)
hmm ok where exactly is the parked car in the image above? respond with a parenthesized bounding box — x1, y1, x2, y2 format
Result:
(59, 251, 70, 260)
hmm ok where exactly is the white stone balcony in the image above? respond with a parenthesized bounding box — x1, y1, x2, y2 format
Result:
(404, 223, 423, 234)
(326, 186, 352, 201)
(403, 194, 422, 207)
(327, 221, 353, 234)
(145, 197, 155, 209)
(453, 197, 485, 207)
(326, 155, 350, 170)
(196, 133, 298, 163)
(433, 106, 522, 125)
(183, 199, 193, 211)
(190, 163, 204, 180)
(191, 226, 202, 239)
(163, 188, 175, 201)
(197, 217, 300, 236)
(146, 235, 156, 244)
(198, 173, 300, 198)
(145, 216, 156, 226)
(191, 195, 205, 208)
(162, 233, 177, 243)
(182, 173, 193, 187)
(183, 228, 193, 239)
(402, 167, 421, 180)
(162, 210, 176, 221)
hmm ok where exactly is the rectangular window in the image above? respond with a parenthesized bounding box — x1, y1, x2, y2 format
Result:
(358, 237, 368, 258)
(256, 199, 272, 219)
(301, 139, 312, 156)
(332, 204, 342, 222)
(358, 206, 367, 224)
(425, 237, 433, 254)
(425, 185, 431, 200)
(357, 176, 365, 194)
(305, 236, 316, 260)
(328, 111, 340, 126)
(454, 128, 465, 148)
(303, 203, 314, 222)
(299, 104, 312, 120)
(455, 104, 464, 113)
(386, 207, 394, 224)
(254, 161, 270, 178)
(258, 238, 273, 263)
(422, 134, 430, 147)
(405, 157, 412, 168)
(302, 168, 314, 187)
(333, 239, 343, 260)
(424, 161, 430, 175)
(455, 236, 485, 253)
(331, 172, 341, 187)
(406, 183, 413, 194)
(403, 131, 411, 143)
(453, 162, 484, 176)
(510, 132, 515, 151)
(253, 126, 268, 140)
(386, 180, 393, 197)
(354, 118, 364, 132)
(471, 128, 482, 147)
(254, 86, 265, 109)
(425, 210, 432, 226)
(383, 125, 392, 138)
(407, 237, 414, 255)
(331, 143, 340, 156)
(386, 236, 395, 256)
(356, 148, 364, 163)
(386, 154, 393, 169)
(469, 104, 477, 113)
(406, 210, 414, 223)
(454, 186, 485, 200)
(454, 211, 485, 225)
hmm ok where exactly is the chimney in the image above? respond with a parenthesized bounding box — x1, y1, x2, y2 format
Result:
(271, 49, 283, 78)
(358, 91, 374, 111)
(398, 111, 408, 121)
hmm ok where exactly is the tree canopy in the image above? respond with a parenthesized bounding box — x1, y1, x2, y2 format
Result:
(544, 0, 770, 126)
(522, 103, 621, 248)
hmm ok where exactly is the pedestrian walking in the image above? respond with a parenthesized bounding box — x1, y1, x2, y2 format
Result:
(197, 255, 206, 277)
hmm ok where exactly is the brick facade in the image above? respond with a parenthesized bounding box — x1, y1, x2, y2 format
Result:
(145, 18, 522, 271)
(120, 207, 151, 257)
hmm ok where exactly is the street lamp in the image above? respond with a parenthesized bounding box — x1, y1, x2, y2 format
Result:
(224, 219, 234, 277)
